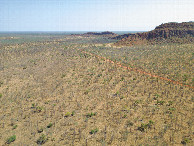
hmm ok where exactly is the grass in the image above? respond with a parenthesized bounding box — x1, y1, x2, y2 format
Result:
(86, 43, 194, 86)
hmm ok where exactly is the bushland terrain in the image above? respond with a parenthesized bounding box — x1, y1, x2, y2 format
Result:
(0, 23, 193, 145)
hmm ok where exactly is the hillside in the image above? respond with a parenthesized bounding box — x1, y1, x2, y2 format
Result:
(115, 22, 194, 46)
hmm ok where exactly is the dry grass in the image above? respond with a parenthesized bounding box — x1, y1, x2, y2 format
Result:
(85, 43, 194, 87)
(0, 36, 193, 145)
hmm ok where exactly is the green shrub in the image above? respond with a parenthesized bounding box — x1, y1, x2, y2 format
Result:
(153, 94, 160, 100)
(168, 101, 173, 106)
(32, 103, 35, 108)
(120, 96, 125, 99)
(181, 138, 190, 144)
(90, 128, 99, 134)
(120, 77, 124, 81)
(71, 111, 75, 116)
(47, 123, 53, 128)
(13, 125, 17, 129)
(37, 134, 48, 145)
(183, 74, 188, 82)
(61, 74, 66, 78)
(0, 93, 2, 98)
(168, 107, 175, 111)
(65, 112, 71, 117)
(98, 74, 102, 77)
(84, 90, 90, 95)
(123, 114, 127, 118)
(0, 81, 3, 86)
(126, 120, 133, 127)
(138, 120, 154, 132)
(115, 91, 119, 95)
(134, 100, 141, 105)
(36, 106, 43, 113)
(6, 135, 16, 144)
(155, 94, 160, 98)
(86, 112, 97, 118)
(156, 100, 165, 105)
(38, 127, 43, 133)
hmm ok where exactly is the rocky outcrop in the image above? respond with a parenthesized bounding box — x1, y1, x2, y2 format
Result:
(111, 33, 133, 40)
(71, 31, 117, 37)
(115, 22, 194, 46)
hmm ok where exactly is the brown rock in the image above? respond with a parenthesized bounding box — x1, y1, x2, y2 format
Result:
(115, 22, 194, 46)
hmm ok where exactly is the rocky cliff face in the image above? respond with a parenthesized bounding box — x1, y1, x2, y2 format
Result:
(115, 22, 194, 46)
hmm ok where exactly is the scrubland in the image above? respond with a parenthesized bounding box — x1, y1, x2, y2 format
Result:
(0, 35, 193, 145)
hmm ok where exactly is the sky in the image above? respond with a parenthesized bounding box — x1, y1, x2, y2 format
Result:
(0, 0, 193, 31)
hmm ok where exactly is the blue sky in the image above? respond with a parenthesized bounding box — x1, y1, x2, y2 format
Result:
(0, 0, 193, 31)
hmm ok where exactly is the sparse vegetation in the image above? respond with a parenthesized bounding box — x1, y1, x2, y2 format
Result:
(0, 33, 193, 145)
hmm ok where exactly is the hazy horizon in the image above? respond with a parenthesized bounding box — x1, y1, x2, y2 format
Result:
(0, 31, 146, 36)
(0, 0, 193, 31)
